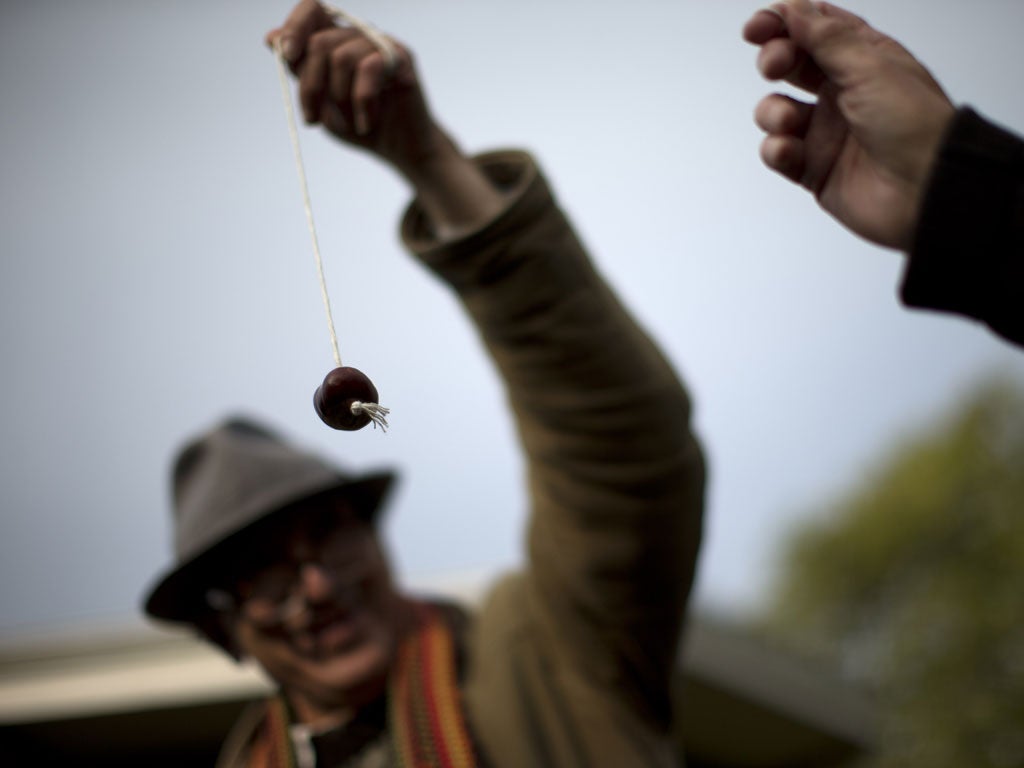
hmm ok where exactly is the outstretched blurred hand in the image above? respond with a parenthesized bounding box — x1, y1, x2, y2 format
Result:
(744, 0, 956, 250)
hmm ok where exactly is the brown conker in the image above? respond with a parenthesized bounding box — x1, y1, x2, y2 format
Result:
(313, 366, 380, 431)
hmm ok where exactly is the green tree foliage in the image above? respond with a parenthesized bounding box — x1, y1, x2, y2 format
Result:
(763, 377, 1024, 767)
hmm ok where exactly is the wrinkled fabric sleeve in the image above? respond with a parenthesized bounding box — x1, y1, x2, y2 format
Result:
(901, 107, 1024, 347)
(400, 151, 705, 729)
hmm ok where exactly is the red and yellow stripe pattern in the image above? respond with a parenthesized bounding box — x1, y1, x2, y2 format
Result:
(390, 603, 478, 768)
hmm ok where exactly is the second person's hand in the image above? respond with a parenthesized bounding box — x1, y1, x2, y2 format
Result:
(744, 0, 956, 251)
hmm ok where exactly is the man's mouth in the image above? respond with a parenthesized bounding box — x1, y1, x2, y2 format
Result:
(293, 610, 365, 657)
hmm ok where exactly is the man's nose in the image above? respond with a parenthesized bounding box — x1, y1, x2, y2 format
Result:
(297, 561, 335, 602)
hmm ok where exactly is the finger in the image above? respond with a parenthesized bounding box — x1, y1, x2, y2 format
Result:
(274, 0, 334, 64)
(816, 2, 873, 28)
(754, 94, 815, 138)
(756, 37, 799, 80)
(774, 0, 817, 14)
(320, 102, 352, 140)
(299, 28, 351, 123)
(328, 36, 378, 129)
(760, 134, 807, 185)
(384, 41, 417, 90)
(301, 26, 378, 123)
(352, 51, 391, 136)
(756, 37, 826, 93)
(772, 0, 886, 87)
(742, 8, 787, 45)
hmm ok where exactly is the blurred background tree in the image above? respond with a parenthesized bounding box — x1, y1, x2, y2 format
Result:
(760, 376, 1024, 768)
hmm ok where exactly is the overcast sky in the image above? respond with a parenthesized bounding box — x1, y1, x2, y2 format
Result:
(2, 0, 1023, 637)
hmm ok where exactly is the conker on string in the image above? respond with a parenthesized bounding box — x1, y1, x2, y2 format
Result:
(314, 366, 380, 431)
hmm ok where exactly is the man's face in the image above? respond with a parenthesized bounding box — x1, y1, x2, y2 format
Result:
(224, 497, 407, 719)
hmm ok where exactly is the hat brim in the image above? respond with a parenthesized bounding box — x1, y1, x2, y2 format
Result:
(142, 470, 395, 624)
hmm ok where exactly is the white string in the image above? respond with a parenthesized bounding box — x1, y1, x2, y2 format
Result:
(273, 40, 342, 368)
(272, 6, 398, 368)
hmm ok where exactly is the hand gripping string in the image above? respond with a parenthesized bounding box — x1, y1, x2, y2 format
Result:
(272, 4, 396, 429)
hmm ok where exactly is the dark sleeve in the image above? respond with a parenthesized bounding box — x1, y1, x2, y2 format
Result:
(900, 107, 1024, 347)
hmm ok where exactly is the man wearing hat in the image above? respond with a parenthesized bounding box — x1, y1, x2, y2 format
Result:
(143, 2, 705, 766)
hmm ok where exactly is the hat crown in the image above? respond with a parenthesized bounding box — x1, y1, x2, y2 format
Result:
(172, 417, 341, 561)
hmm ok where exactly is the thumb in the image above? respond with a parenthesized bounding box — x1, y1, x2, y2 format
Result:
(772, 1, 884, 88)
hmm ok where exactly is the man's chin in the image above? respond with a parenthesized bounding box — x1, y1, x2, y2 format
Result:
(292, 620, 393, 684)
(294, 640, 393, 710)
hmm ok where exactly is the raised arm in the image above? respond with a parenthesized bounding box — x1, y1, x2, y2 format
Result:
(401, 152, 705, 732)
(269, 1, 705, 736)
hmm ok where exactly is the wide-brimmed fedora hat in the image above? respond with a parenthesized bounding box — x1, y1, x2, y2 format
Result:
(143, 416, 396, 625)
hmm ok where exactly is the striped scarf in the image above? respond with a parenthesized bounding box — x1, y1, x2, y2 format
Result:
(245, 602, 479, 768)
